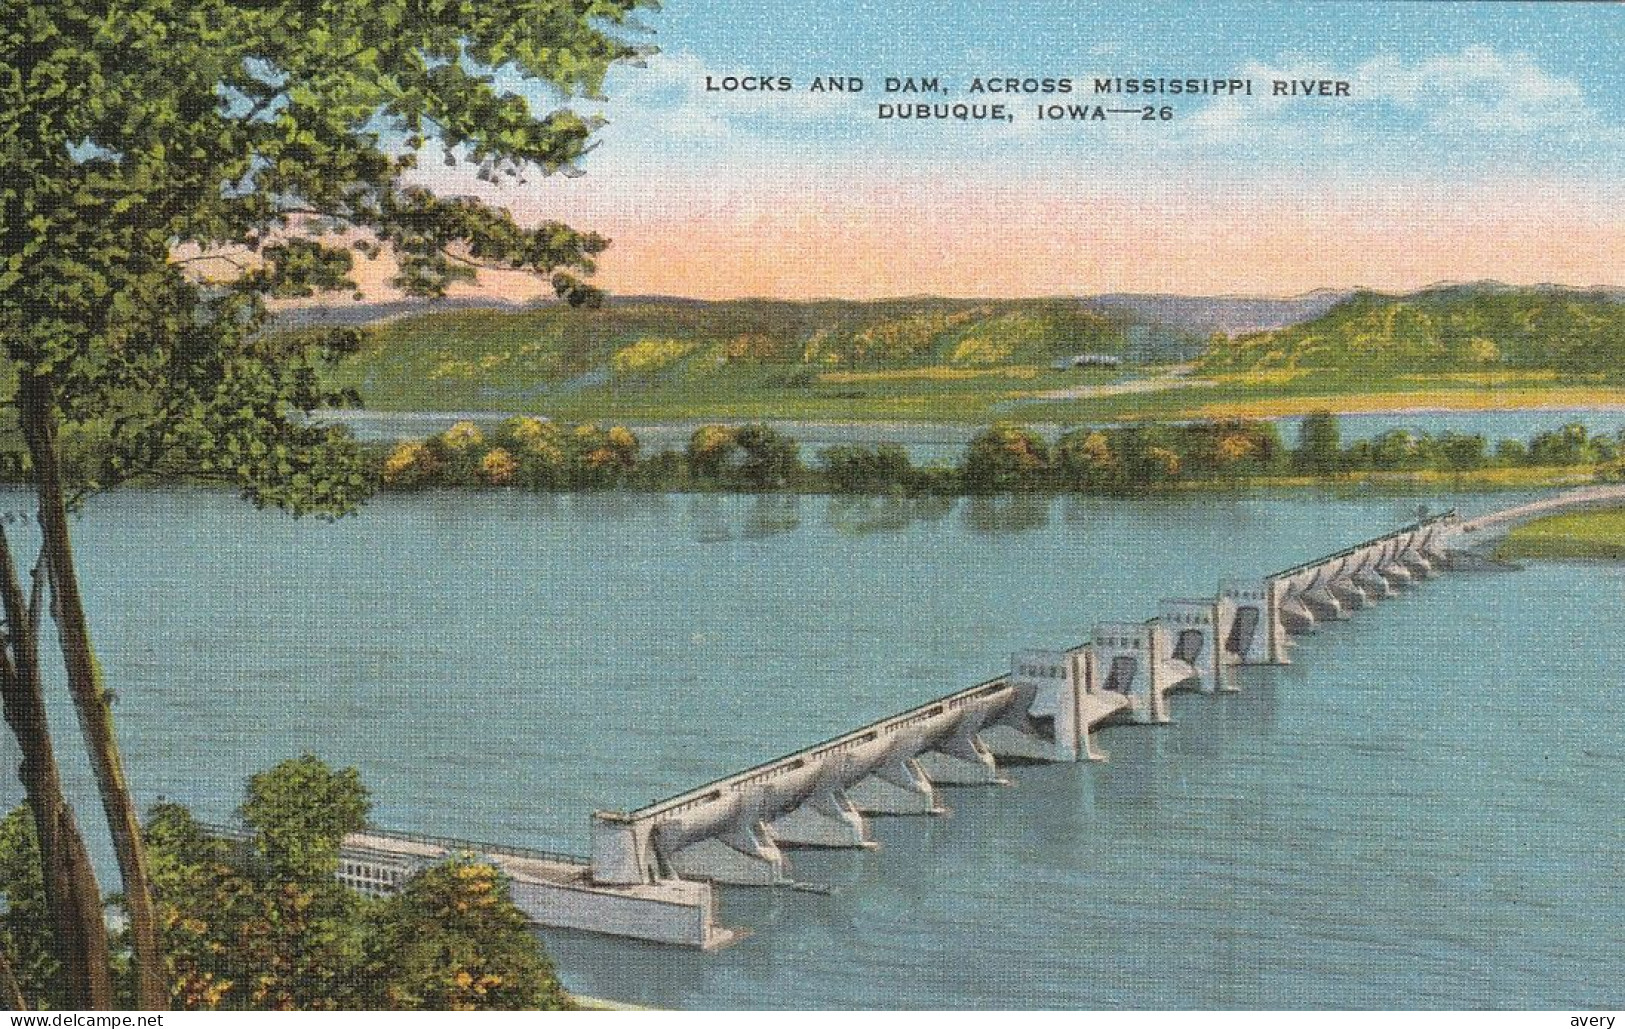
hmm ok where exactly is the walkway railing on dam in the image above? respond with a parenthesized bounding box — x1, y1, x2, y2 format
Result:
(356, 826, 590, 868)
(1268, 509, 1458, 581)
(626, 676, 1012, 823)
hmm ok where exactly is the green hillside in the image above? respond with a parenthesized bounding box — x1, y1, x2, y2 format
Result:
(1200, 287, 1625, 376)
(314, 287, 1625, 424)
(325, 297, 1201, 417)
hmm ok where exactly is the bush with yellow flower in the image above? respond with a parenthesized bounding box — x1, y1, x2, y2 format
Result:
(478, 448, 519, 486)
(380, 441, 442, 487)
(442, 420, 485, 451)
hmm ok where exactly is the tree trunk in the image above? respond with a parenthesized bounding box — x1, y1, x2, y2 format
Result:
(0, 527, 113, 1008)
(17, 381, 167, 1010)
(0, 938, 30, 1010)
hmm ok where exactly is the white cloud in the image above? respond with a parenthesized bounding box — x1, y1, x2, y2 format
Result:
(1184, 57, 1354, 146)
(1358, 45, 1588, 133)
(1184, 46, 1594, 147)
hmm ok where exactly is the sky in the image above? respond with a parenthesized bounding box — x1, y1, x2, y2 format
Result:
(387, 0, 1625, 301)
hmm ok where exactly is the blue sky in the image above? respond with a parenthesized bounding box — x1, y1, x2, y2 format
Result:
(418, 1, 1625, 298)
(590, 0, 1623, 169)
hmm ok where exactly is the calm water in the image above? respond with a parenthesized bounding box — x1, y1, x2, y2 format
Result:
(1, 488, 1620, 1008)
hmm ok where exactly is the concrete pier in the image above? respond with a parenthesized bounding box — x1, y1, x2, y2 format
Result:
(590, 678, 1023, 888)
(178, 825, 741, 950)
(345, 831, 738, 949)
(767, 786, 872, 847)
(1159, 597, 1234, 694)
(1219, 579, 1288, 665)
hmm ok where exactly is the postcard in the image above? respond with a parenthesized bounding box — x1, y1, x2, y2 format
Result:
(1, 0, 1621, 1015)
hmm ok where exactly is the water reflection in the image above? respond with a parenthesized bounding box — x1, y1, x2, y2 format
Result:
(823, 494, 951, 535)
(962, 494, 1051, 535)
(1091, 737, 1157, 813)
(571, 491, 642, 522)
(686, 494, 732, 543)
(684, 494, 805, 542)
(741, 494, 801, 539)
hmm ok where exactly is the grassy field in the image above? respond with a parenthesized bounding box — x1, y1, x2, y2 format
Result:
(1496, 508, 1625, 560)
(332, 345, 1625, 426)
(1001, 370, 1625, 424)
(1199, 467, 1596, 493)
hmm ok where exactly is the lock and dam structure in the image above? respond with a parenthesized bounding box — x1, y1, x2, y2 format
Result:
(320, 486, 1625, 949)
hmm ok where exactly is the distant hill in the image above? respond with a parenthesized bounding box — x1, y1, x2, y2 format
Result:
(1199, 285, 1625, 376)
(306, 284, 1625, 416)
(324, 296, 1211, 411)
(270, 295, 530, 330)
(277, 289, 1358, 337)
(1092, 289, 1354, 336)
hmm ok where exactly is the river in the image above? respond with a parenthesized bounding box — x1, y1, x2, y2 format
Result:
(0, 488, 1619, 1008)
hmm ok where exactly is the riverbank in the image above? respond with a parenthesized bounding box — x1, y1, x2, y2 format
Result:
(1004, 377, 1625, 426)
(568, 994, 651, 1011)
(319, 287, 1625, 427)
(1496, 508, 1625, 561)
(1167, 466, 1596, 495)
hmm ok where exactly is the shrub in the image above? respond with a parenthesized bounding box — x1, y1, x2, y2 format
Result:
(610, 338, 696, 376)
(818, 444, 913, 493)
(442, 421, 484, 451)
(962, 424, 1050, 493)
(381, 442, 441, 487)
(686, 425, 740, 479)
(478, 448, 519, 485)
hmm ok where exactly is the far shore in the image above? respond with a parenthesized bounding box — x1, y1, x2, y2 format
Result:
(328, 394, 1625, 431)
(1176, 390, 1625, 423)
(1496, 508, 1625, 561)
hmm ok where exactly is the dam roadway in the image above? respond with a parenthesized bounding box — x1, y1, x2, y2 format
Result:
(346, 485, 1625, 948)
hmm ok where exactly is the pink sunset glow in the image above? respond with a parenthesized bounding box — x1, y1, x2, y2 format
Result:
(332, 164, 1625, 303)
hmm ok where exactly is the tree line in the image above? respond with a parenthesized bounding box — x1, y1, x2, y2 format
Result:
(370, 412, 1625, 495)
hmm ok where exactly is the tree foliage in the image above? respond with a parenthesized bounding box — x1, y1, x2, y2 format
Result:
(0, 809, 62, 1009)
(817, 443, 913, 493)
(146, 759, 371, 1011)
(363, 859, 569, 1011)
(128, 756, 569, 1011)
(3, 0, 652, 506)
(732, 424, 800, 489)
(360, 415, 1623, 497)
(683, 423, 803, 489)
(241, 756, 369, 884)
(1295, 410, 1342, 474)
(382, 417, 640, 490)
(962, 425, 1051, 493)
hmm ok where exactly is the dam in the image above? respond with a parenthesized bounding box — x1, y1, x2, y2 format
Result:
(321, 486, 1623, 948)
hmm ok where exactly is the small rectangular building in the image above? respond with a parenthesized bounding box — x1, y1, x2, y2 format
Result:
(1051, 353, 1123, 370)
